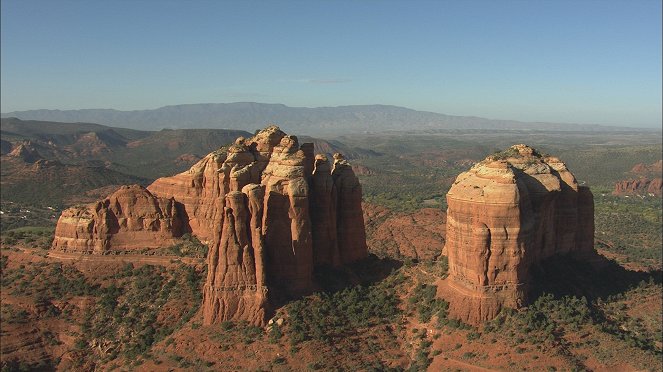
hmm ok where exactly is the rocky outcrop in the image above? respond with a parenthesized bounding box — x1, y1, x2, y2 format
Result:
(258, 134, 315, 297)
(147, 149, 228, 244)
(202, 189, 269, 325)
(630, 160, 662, 174)
(51, 185, 183, 253)
(7, 142, 43, 163)
(332, 153, 369, 264)
(442, 145, 596, 324)
(613, 178, 662, 196)
(613, 160, 663, 196)
(51, 125, 369, 325)
(201, 130, 368, 325)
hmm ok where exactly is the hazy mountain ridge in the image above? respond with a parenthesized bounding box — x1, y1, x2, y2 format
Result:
(1, 103, 644, 136)
(0, 118, 374, 205)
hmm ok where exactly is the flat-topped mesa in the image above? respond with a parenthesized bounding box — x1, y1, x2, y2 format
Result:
(443, 144, 596, 324)
(52, 185, 183, 253)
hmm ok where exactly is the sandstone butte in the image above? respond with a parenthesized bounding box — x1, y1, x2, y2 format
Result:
(51, 125, 368, 325)
(441, 144, 599, 325)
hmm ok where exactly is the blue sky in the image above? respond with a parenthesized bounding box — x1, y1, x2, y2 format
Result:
(1, 0, 661, 128)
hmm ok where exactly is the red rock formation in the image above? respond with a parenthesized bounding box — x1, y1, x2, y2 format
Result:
(147, 149, 228, 244)
(7, 142, 43, 163)
(332, 153, 369, 264)
(613, 160, 662, 196)
(51, 185, 183, 253)
(442, 145, 596, 324)
(259, 135, 315, 297)
(310, 155, 340, 267)
(613, 178, 662, 196)
(202, 190, 269, 325)
(51, 125, 369, 326)
(200, 130, 368, 325)
(630, 160, 662, 174)
(649, 178, 663, 195)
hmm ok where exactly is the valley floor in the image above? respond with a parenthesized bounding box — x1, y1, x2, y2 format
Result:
(1, 244, 661, 371)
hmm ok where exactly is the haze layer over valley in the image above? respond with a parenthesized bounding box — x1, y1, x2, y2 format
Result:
(2, 103, 654, 136)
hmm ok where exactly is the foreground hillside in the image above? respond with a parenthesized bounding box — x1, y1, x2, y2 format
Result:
(1, 244, 660, 371)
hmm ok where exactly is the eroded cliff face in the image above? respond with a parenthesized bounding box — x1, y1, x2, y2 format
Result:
(613, 178, 662, 196)
(200, 131, 368, 325)
(52, 125, 368, 326)
(146, 150, 228, 244)
(442, 145, 596, 324)
(333, 154, 369, 264)
(51, 185, 183, 253)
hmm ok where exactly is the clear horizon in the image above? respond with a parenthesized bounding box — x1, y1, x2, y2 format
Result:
(1, 0, 661, 128)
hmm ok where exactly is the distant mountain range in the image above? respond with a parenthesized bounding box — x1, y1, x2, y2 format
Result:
(1, 103, 648, 136)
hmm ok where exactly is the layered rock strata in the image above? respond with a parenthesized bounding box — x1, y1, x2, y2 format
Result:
(613, 178, 662, 196)
(200, 131, 367, 325)
(51, 185, 183, 253)
(443, 145, 596, 324)
(51, 125, 368, 326)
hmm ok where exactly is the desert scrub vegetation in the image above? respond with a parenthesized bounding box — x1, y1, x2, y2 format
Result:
(0, 258, 205, 369)
(132, 233, 209, 258)
(71, 263, 204, 367)
(2, 261, 96, 300)
(287, 280, 401, 344)
(356, 154, 460, 212)
(484, 286, 662, 369)
(0, 201, 60, 231)
(284, 266, 406, 370)
(408, 283, 448, 323)
(485, 294, 590, 342)
(593, 194, 662, 268)
(0, 226, 54, 249)
(209, 320, 265, 347)
(489, 147, 522, 160)
(559, 145, 662, 187)
(598, 280, 662, 353)
(164, 233, 208, 257)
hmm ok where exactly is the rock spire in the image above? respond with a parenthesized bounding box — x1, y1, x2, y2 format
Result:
(51, 125, 368, 326)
